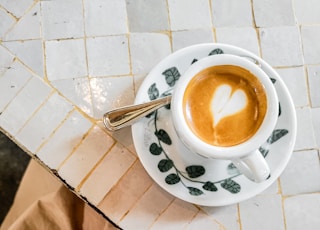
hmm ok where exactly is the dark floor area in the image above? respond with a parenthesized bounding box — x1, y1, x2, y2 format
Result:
(0, 131, 30, 224)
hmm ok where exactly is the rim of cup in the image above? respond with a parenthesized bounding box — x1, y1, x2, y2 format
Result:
(171, 54, 279, 159)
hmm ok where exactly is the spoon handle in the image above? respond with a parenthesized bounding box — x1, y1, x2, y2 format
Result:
(103, 95, 172, 131)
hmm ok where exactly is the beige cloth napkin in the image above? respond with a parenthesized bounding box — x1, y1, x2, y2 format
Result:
(7, 186, 117, 230)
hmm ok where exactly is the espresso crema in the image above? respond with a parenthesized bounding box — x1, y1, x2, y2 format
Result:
(183, 65, 267, 147)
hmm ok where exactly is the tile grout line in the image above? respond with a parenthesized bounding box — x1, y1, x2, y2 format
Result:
(55, 123, 95, 172)
(75, 140, 118, 192)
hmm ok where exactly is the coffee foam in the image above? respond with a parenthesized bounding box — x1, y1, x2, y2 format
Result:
(211, 84, 247, 127)
(183, 65, 267, 147)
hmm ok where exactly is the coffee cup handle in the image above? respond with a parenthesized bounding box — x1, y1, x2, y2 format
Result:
(232, 150, 270, 183)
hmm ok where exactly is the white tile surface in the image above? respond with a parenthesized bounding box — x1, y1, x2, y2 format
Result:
(239, 195, 285, 230)
(90, 76, 135, 119)
(186, 211, 220, 230)
(58, 126, 114, 188)
(98, 161, 153, 223)
(86, 36, 130, 77)
(168, 0, 211, 30)
(0, 61, 32, 112)
(41, 0, 84, 40)
(4, 2, 40, 40)
(293, 0, 320, 24)
(276, 67, 309, 107)
(130, 33, 171, 75)
(0, 76, 52, 136)
(0, 8, 15, 40)
(284, 194, 320, 230)
(36, 110, 92, 169)
(3, 40, 44, 77)
(211, 0, 253, 27)
(307, 65, 320, 107)
(150, 199, 199, 230)
(80, 143, 136, 205)
(83, 0, 128, 36)
(280, 150, 320, 195)
(216, 27, 260, 56)
(126, 0, 169, 32)
(294, 107, 317, 150)
(201, 204, 239, 230)
(0, 0, 34, 18)
(259, 26, 303, 67)
(52, 78, 93, 117)
(119, 183, 174, 229)
(15, 92, 73, 153)
(301, 26, 320, 65)
(0, 45, 14, 76)
(252, 0, 295, 27)
(172, 29, 214, 52)
(45, 39, 87, 80)
(311, 108, 320, 147)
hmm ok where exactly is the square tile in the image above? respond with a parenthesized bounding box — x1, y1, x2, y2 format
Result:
(58, 126, 114, 188)
(211, 0, 253, 27)
(0, 45, 14, 76)
(293, 0, 320, 24)
(284, 194, 320, 230)
(239, 195, 285, 230)
(172, 29, 214, 52)
(37, 110, 92, 169)
(80, 143, 136, 205)
(41, 0, 84, 40)
(0, 61, 32, 112)
(276, 67, 309, 107)
(280, 150, 320, 195)
(84, 0, 127, 36)
(45, 39, 87, 81)
(0, 76, 52, 136)
(130, 33, 171, 75)
(90, 76, 135, 119)
(126, 0, 169, 32)
(311, 108, 320, 147)
(259, 26, 303, 67)
(98, 161, 153, 223)
(294, 107, 317, 150)
(15, 92, 73, 153)
(168, 0, 211, 30)
(0, 7, 16, 39)
(119, 183, 174, 229)
(86, 36, 130, 77)
(252, 0, 295, 27)
(216, 27, 260, 56)
(0, 0, 34, 18)
(306, 65, 320, 107)
(52, 78, 93, 117)
(301, 26, 320, 65)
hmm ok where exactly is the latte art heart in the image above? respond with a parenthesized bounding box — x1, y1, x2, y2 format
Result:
(183, 65, 267, 147)
(211, 84, 247, 127)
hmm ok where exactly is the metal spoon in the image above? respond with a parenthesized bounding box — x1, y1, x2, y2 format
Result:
(103, 55, 261, 131)
(103, 95, 172, 131)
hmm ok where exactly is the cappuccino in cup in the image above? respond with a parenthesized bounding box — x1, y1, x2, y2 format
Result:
(171, 54, 279, 182)
(183, 65, 267, 147)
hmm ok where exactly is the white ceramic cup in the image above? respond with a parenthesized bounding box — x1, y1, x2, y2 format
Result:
(171, 54, 279, 183)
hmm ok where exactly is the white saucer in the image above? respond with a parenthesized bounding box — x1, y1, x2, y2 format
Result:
(132, 43, 297, 206)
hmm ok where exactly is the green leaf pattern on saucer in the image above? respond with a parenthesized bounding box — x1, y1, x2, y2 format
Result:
(145, 49, 289, 196)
